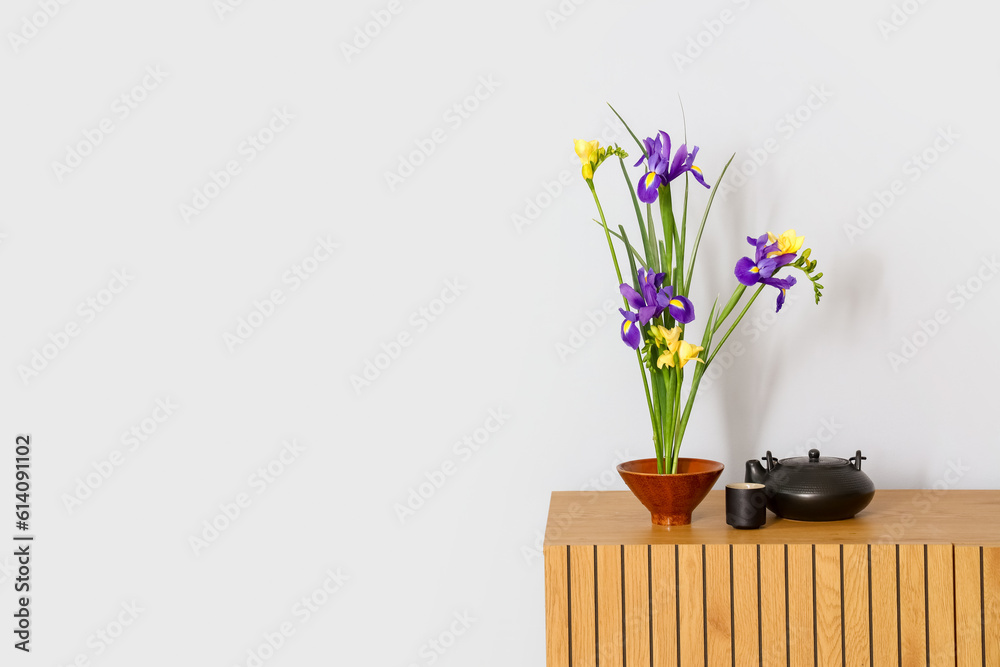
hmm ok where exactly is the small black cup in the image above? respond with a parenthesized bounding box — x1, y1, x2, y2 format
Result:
(726, 483, 767, 529)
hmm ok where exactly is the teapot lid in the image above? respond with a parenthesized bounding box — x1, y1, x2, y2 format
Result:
(772, 449, 847, 468)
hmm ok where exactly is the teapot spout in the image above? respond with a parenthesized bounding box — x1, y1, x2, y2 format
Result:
(745, 459, 767, 484)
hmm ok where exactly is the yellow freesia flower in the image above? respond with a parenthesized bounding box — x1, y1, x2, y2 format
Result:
(647, 325, 681, 349)
(574, 139, 600, 180)
(656, 339, 705, 369)
(766, 229, 804, 258)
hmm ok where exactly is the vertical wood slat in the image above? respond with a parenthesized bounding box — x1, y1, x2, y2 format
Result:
(842, 544, 871, 667)
(623, 544, 651, 667)
(926, 545, 955, 665)
(985, 547, 1000, 667)
(898, 544, 927, 665)
(731, 545, 759, 667)
(545, 546, 570, 667)
(704, 545, 732, 666)
(814, 545, 843, 666)
(759, 544, 786, 667)
(955, 546, 983, 667)
(570, 545, 596, 667)
(786, 544, 813, 666)
(870, 544, 899, 667)
(650, 545, 678, 667)
(596, 545, 624, 667)
(677, 544, 705, 667)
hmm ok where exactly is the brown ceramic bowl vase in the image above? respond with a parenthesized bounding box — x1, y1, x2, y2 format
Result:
(617, 458, 725, 526)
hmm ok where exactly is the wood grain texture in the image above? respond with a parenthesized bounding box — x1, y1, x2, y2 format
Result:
(926, 544, 955, 665)
(650, 545, 677, 667)
(545, 490, 1000, 547)
(870, 544, 899, 667)
(759, 544, 786, 667)
(596, 545, 623, 667)
(545, 546, 569, 667)
(814, 544, 843, 667)
(985, 547, 1000, 667)
(569, 545, 596, 667)
(731, 544, 759, 667)
(677, 544, 705, 667)
(786, 544, 813, 667)
(733, 544, 760, 667)
(704, 544, 732, 667)
(842, 544, 871, 667)
(623, 544, 650, 667)
(898, 544, 927, 665)
(955, 545, 983, 667)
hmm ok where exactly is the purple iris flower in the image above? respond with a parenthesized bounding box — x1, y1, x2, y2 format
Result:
(617, 269, 696, 346)
(656, 286, 696, 324)
(619, 268, 667, 324)
(619, 309, 641, 349)
(734, 234, 798, 312)
(634, 131, 711, 204)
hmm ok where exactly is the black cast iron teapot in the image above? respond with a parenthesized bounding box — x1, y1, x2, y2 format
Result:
(745, 449, 875, 521)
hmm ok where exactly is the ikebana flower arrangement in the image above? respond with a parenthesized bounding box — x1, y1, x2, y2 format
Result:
(575, 106, 825, 524)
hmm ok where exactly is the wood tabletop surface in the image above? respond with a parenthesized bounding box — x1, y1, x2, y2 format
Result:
(544, 489, 1000, 546)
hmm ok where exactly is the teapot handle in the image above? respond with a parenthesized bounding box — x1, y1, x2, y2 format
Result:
(849, 450, 867, 471)
(761, 451, 775, 471)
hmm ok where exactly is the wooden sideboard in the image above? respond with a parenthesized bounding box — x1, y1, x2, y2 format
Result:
(543, 490, 1000, 666)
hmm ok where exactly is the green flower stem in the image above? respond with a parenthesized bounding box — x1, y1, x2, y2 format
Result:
(707, 284, 764, 366)
(669, 365, 683, 473)
(678, 175, 689, 294)
(659, 185, 675, 287)
(713, 284, 748, 334)
(588, 179, 658, 457)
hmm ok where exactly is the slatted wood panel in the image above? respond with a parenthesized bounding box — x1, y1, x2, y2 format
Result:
(731, 544, 759, 667)
(955, 545, 983, 667)
(544, 539, 1000, 666)
(842, 544, 871, 666)
(596, 545, 624, 667)
(650, 545, 677, 666)
(927, 544, 955, 665)
(704, 544, 732, 666)
(544, 544, 1000, 667)
(814, 544, 843, 666)
(623, 544, 650, 667)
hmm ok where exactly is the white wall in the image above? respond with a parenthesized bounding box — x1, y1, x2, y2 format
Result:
(1, 0, 997, 664)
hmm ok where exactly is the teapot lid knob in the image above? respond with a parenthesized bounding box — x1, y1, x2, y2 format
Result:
(808, 448, 820, 461)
